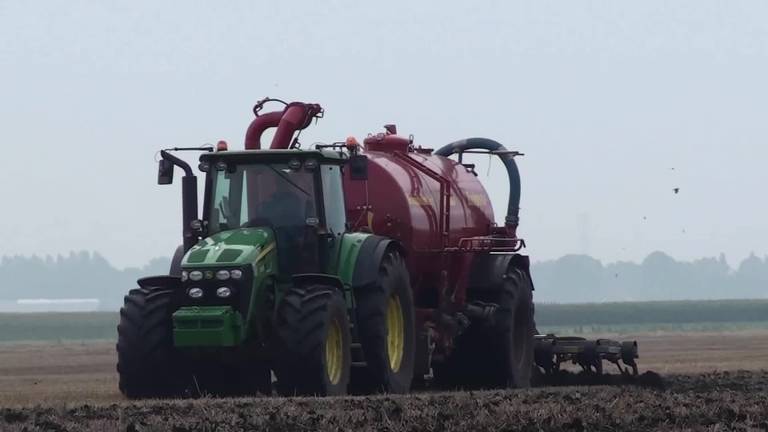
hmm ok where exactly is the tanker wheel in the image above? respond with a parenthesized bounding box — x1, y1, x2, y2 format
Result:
(274, 285, 351, 396)
(353, 250, 416, 394)
(435, 267, 534, 389)
(116, 287, 189, 399)
(490, 268, 535, 388)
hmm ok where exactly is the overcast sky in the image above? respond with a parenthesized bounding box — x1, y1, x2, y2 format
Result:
(1, 1, 766, 269)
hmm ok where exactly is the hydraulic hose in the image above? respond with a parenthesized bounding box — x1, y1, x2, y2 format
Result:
(434, 138, 521, 230)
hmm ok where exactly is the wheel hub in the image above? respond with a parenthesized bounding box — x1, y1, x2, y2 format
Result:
(386, 294, 405, 372)
(325, 318, 343, 385)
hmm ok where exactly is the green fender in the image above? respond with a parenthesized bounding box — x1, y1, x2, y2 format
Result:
(329, 233, 403, 308)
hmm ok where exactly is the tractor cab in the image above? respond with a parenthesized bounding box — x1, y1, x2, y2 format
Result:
(196, 149, 348, 278)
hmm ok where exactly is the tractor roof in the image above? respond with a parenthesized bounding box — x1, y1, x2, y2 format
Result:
(200, 148, 346, 164)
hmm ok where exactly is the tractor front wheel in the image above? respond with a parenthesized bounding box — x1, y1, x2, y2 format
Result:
(116, 287, 188, 398)
(274, 285, 351, 396)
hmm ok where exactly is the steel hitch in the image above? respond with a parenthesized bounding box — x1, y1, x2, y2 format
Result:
(534, 335, 639, 377)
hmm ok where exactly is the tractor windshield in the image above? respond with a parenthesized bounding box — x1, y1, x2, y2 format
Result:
(207, 162, 318, 235)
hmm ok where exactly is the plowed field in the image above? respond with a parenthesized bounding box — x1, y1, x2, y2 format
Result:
(1, 331, 766, 431)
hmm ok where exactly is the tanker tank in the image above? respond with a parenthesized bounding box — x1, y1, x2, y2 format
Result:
(342, 127, 495, 257)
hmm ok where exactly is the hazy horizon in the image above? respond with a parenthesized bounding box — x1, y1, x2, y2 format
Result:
(1, 249, 765, 308)
(0, 247, 763, 272)
(2, 1, 767, 268)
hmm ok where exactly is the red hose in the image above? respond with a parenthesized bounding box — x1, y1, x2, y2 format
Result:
(244, 111, 283, 150)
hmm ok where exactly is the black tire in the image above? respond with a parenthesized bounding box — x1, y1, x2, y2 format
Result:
(274, 285, 351, 396)
(487, 267, 535, 388)
(434, 266, 535, 389)
(353, 250, 416, 394)
(116, 287, 188, 398)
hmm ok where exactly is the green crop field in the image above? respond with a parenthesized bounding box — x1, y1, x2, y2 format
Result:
(1, 299, 768, 342)
(534, 299, 768, 326)
(0, 312, 117, 343)
(534, 299, 768, 335)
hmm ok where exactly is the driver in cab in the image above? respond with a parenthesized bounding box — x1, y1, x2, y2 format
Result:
(258, 176, 310, 228)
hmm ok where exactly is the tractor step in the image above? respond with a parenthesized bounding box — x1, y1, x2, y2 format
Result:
(534, 334, 639, 376)
(350, 342, 367, 367)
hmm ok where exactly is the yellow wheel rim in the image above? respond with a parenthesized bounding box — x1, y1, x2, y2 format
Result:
(325, 318, 343, 385)
(386, 294, 404, 372)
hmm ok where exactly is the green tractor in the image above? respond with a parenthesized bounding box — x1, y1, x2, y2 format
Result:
(117, 146, 414, 397)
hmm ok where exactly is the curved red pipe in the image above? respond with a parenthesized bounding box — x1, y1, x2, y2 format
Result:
(270, 104, 312, 149)
(244, 110, 283, 150)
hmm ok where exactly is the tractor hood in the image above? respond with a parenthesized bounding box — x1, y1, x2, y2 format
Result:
(182, 227, 275, 268)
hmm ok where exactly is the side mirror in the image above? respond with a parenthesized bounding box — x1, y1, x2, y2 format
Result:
(349, 155, 369, 181)
(158, 159, 174, 185)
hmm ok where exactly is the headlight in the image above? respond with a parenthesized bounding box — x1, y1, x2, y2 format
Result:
(215, 270, 231, 281)
(230, 269, 243, 280)
(216, 287, 232, 298)
(181, 271, 189, 282)
(187, 287, 204, 299)
(189, 271, 203, 281)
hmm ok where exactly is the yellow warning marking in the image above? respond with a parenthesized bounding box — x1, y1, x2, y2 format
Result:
(254, 242, 276, 264)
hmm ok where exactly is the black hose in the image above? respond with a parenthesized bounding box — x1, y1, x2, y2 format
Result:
(434, 138, 521, 227)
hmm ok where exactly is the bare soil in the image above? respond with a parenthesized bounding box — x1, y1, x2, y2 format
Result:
(0, 331, 766, 431)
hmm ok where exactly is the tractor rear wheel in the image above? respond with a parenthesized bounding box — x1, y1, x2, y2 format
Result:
(353, 250, 416, 394)
(116, 287, 188, 398)
(274, 285, 351, 396)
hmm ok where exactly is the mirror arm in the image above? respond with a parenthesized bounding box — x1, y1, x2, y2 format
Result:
(159, 150, 199, 252)
(160, 150, 194, 177)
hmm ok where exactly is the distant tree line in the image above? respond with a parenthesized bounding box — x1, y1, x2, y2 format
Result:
(0, 251, 169, 310)
(532, 251, 768, 303)
(0, 250, 766, 309)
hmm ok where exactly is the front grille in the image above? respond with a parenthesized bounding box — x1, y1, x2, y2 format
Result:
(180, 267, 253, 316)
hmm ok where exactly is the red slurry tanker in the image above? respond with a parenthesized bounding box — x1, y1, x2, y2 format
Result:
(116, 98, 638, 398)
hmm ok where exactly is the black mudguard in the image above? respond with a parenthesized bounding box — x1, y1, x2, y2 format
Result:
(137, 275, 182, 290)
(468, 253, 534, 291)
(350, 235, 405, 290)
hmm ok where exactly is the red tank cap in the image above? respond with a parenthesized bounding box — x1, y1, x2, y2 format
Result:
(364, 126, 410, 153)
